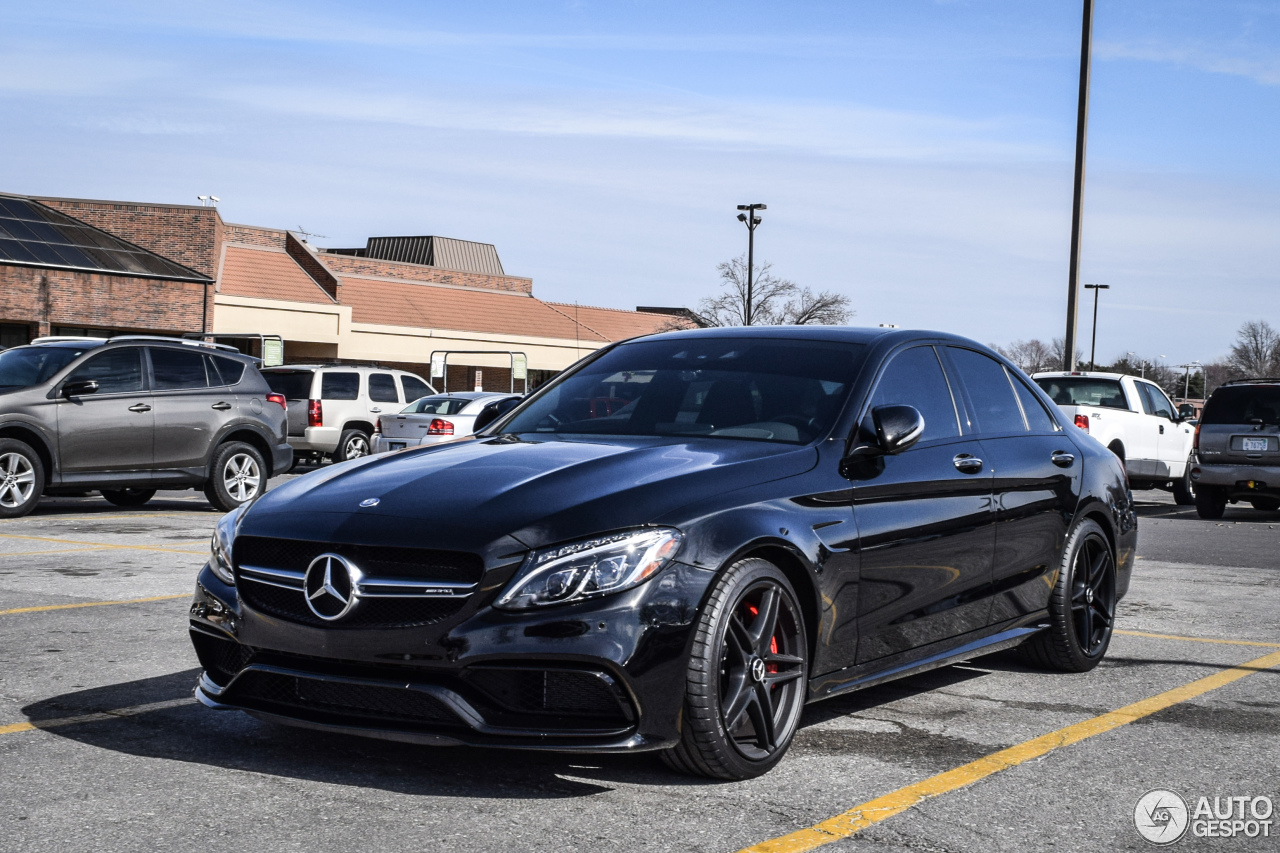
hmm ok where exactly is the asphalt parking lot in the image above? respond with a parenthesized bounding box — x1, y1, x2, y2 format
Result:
(1, 479, 1277, 852)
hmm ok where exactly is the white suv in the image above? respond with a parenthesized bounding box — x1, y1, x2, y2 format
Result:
(262, 365, 435, 463)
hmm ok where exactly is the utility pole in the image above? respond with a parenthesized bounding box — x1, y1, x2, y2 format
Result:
(1063, 0, 1095, 371)
(1084, 283, 1109, 370)
(736, 204, 766, 325)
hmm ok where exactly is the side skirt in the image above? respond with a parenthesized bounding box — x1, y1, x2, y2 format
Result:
(807, 617, 1047, 702)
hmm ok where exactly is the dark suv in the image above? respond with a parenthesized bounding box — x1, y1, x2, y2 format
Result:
(0, 337, 292, 517)
(1190, 379, 1280, 517)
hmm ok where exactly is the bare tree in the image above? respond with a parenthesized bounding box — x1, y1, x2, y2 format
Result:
(1228, 320, 1280, 377)
(695, 255, 852, 327)
(992, 339, 1055, 375)
(1049, 337, 1084, 371)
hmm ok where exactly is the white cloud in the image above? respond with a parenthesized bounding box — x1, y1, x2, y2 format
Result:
(1097, 39, 1280, 87)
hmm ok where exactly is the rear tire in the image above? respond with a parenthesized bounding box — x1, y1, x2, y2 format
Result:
(1171, 457, 1196, 506)
(335, 429, 371, 463)
(0, 439, 44, 518)
(1195, 486, 1227, 520)
(100, 488, 156, 507)
(661, 557, 808, 780)
(1020, 519, 1116, 673)
(203, 442, 266, 512)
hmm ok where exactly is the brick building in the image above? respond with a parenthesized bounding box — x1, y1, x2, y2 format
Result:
(0, 191, 679, 390)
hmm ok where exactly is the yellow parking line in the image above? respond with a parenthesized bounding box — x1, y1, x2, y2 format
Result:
(0, 594, 187, 616)
(0, 547, 102, 558)
(0, 697, 196, 736)
(739, 648, 1280, 853)
(0, 533, 204, 556)
(1115, 629, 1280, 649)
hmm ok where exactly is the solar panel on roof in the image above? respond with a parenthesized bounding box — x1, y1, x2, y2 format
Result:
(0, 196, 209, 281)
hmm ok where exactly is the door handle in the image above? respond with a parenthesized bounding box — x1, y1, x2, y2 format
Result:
(953, 453, 983, 473)
(1051, 450, 1076, 468)
(128, 403, 151, 413)
(370, 407, 382, 413)
(1159, 424, 1165, 434)
(211, 401, 232, 411)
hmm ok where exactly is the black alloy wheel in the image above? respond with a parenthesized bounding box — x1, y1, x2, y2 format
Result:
(1021, 519, 1116, 672)
(100, 488, 157, 508)
(1195, 485, 1228, 520)
(1171, 456, 1196, 505)
(663, 558, 808, 780)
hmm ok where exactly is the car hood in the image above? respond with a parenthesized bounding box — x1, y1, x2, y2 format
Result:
(240, 435, 817, 554)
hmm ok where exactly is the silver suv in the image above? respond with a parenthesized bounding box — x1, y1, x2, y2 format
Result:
(0, 337, 292, 517)
(1190, 379, 1280, 518)
(261, 365, 435, 463)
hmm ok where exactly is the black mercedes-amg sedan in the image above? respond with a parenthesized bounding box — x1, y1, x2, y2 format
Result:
(189, 327, 1136, 779)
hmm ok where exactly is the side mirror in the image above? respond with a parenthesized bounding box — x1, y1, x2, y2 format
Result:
(62, 380, 99, 398)
(873, 405, 925, 455)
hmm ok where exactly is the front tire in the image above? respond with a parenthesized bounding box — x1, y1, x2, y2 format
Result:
(1195, 486, 1227, 519)
(100, 488, 156, 507)
(203, 442, 265, 512)
(661, 558, 808, 780)
(1020, 519, 1116, 673)
(1171, 456, 1195, 505)
(0, 439, 44, 518)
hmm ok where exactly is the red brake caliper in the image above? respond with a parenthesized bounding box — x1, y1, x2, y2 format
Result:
(746, 602, 780, 676)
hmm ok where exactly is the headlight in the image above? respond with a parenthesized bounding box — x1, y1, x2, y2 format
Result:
(494, 528, 682, 610)
(208, 506, 243, 585)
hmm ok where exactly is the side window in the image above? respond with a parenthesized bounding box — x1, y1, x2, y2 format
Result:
(321, 372, 359, 400)
(369, 373, 399, 403)
(65, 348, 144, 394)
(867, 346, 960, 442)
(1140, 382, 1174, 420)
(209, 355, 246, 386)
(150, 348, 209, 391)
(400, 374, 431, 403)
(947, 347, 1026, 434)
(1135, 382, 1155, 415)
(1011, 377, 1058, 433)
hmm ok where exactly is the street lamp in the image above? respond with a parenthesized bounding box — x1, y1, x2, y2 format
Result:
(736, 204, 766, 325)
(1083, 283, 1109, 370)
(1127, 351, 1146, 379)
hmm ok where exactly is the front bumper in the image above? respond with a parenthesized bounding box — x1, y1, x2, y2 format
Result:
(1190, 461, 1280, 497)
(188, 559, 712, 751)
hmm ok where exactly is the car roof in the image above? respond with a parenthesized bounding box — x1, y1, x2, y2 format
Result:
(639, 325, 910, 346)
(1031, 371, 1130, 381)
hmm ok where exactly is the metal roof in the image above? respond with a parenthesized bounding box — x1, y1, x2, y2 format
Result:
(342, 235, 506, 276)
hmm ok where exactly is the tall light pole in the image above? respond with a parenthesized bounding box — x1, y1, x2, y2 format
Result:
(1063, 0, 1095, 371)
(736, 203, 766, 325)
(1179, 360, 1202, 400)
(1127, 351, 1146, 378)
(1084, 283, 1109, 370)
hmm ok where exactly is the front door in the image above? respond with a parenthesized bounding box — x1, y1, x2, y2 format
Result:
(852, 345, 996, 665)
(56, 347, 153, 475)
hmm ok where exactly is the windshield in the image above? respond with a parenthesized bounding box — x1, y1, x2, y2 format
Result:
(1033, 377, 1130, 410)
(403, 396, 472, 415)
(0, 346, 90, 389)
(501, 337, 866, 444)
(1201, 386, 1280, 425)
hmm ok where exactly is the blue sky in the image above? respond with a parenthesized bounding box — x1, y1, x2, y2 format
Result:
(2, 1, 1278, 364)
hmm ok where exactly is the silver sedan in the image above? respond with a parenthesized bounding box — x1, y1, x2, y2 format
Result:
(371, 392, 522, 453)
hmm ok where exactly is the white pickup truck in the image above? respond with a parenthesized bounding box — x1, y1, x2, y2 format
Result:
(1031, 371, 1197, 503)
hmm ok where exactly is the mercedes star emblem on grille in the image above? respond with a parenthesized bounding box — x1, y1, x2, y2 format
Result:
(303, 553, 362, 621)
(359, 498, 380, 507)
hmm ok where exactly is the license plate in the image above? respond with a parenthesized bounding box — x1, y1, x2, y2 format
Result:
(389, 442, 406, 451)
(1243, 437, 1268, 452)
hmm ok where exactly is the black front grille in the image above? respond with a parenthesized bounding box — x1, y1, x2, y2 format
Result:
(228, 671, 463, 727)
(239, 580, 466, 629)
(463, 668, 631, 723)
(235, 537, 483, 584)
(191, 631, 255, 686)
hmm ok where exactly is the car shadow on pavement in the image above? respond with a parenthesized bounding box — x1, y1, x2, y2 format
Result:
(1132, 501, 1280, 524)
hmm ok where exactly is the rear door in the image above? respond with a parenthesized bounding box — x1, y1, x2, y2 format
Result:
(148, 347, 229, 472)
(852, 345, 996, 664)
(55, 346, 153, 474)
(263, 369, 316, 437)
(367, 372, 400, 418)
(947, 347, 1081, 626)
